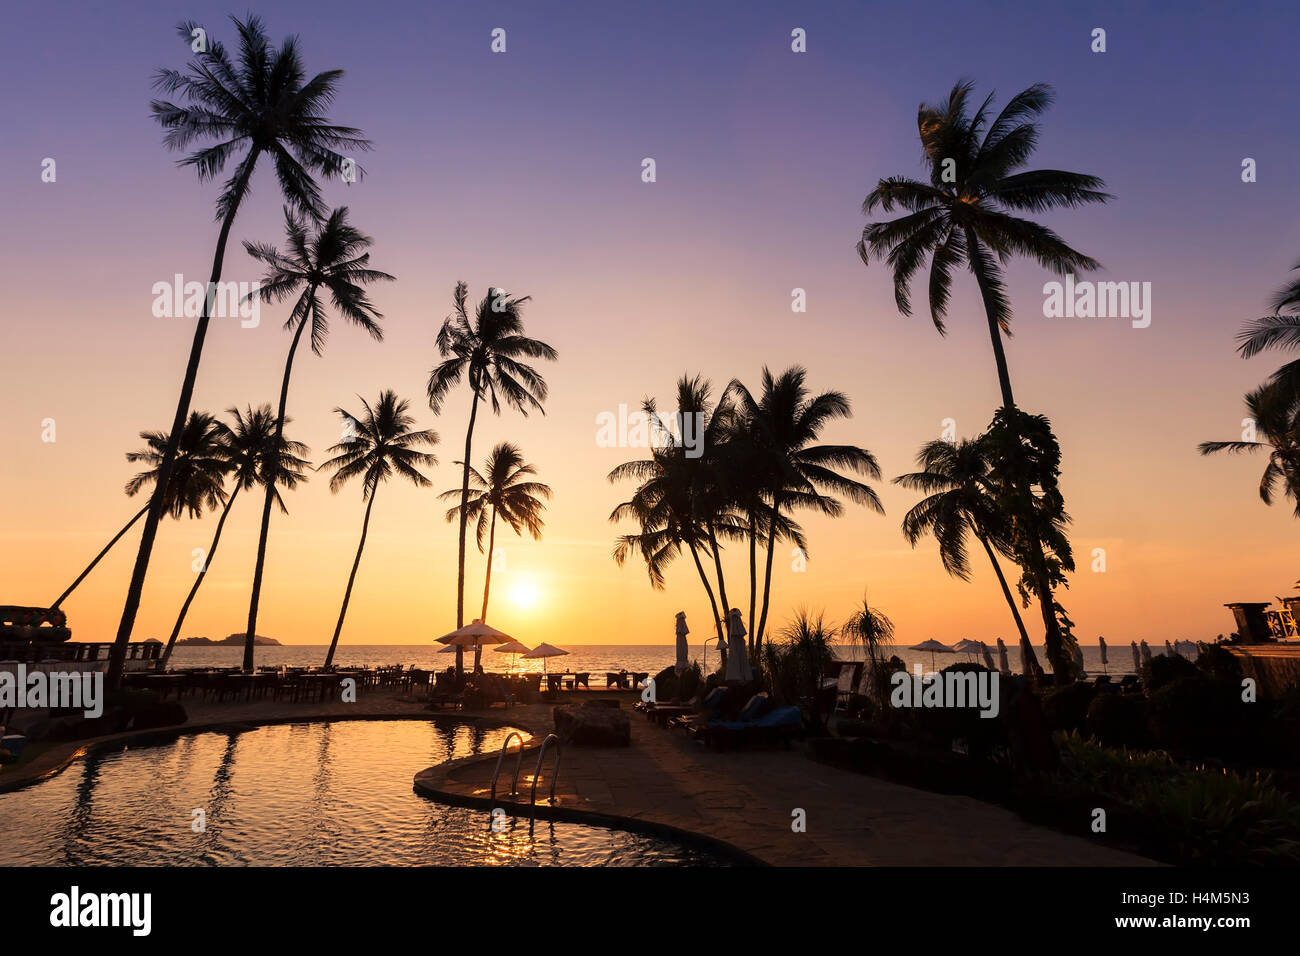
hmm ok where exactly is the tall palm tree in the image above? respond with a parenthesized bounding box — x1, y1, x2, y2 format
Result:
(50, 412, 229, 614)
(893, 437, 1032, 647)
(240, 207, 392, 671)
(857, 81, 1109, 680)
(1236, 265, 1300, 394)
(439, 442, 551, 633)
(427, 282, 557, 674)
(727, 366, 884, 651)
(159, 405, 311, 668)
(319, 391, 438, 668)
(1200, 379, 1300, 517)
(111, 16, 370, 687)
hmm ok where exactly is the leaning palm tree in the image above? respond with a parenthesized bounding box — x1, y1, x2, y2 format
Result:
(110, 16, 370, 687)
(427, 282, 557, 674)
(50, 412, 229, 614)
(1236, 265, 1300, 394)
(319, 391, 438, 668)
(1199, 379, 1300, 518)
(438, 442, 551, 630)
(893, 437, 1032, 647)
(159, 405, 310, 668)
(240, 207, 392, 671)
(857, 81, 1109, 680)
(726, 366, 884, 650)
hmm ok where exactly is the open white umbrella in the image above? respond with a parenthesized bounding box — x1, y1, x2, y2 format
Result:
(910, 639, 954, 671)
(953, 639, 983, 661)
(996, 638, 1011, 675)
(492, 640, 532, 675)
(522, 642, 569, 675)
(674, 611, 690, 676)
(436, 619, 513, 673)
(725, 608, 752, 682)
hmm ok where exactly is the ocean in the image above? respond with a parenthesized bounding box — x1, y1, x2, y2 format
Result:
(166, 642, 1152, 677)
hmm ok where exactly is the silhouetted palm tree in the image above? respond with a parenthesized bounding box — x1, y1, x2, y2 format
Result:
(841, 592, 896, 704)
(160, 405, 310, 668)
(110, 16, 370, 687)
(427, 282, 557, 674)
(1200, 380, 1300, 517)
(240, 207, 392, 670)
(1236, 265, 1300, 394)
(893, 437, 1032, 646)
(439, 442, 551, 627)
(320, 391, 438, 667)
(857, 81, 1108, 683)
(50, 412, 228, 613)
(727, 367, 883, 650)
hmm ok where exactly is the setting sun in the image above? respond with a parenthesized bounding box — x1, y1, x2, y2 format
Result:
(509, 578, 542, 609)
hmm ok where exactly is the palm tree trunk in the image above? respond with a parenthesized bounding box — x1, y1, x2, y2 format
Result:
(243, 313, 311, 672)
(107, 153, 259, 690)
(747, 512, 757, 654)
(480, 507, 498, 622)
(686, 540, 726, 652)
(974, 527, 1030, 646)
(754, 496, 781, 648)
(49, 504, 150, 613)
(705, 520, 733, 649)
(967, 232, 1016, 410)
(454, 389, 481, 677)
(324, 492, 376, 668)
(160, 487, 240, 669)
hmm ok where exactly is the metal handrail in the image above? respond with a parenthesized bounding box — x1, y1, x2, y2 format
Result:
(529, 733, 562, 808)
(489, 732, 525, 806)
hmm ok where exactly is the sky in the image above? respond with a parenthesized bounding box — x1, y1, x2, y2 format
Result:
(2, 0, 1297, 652)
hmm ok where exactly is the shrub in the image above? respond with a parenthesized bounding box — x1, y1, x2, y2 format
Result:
(1041, 680, 1096, 734)
(1142, 653, 1198, 693)
(1085, 692, 1149, 749)
(1196, 643, 1244, 684)
(1146, 677, 1252, 760)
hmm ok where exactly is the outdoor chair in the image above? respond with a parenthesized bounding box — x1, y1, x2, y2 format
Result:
(574, 672, 590, 689)
(606, 672, 625, 689)
(835, 662, 864, 711)
(546, 674, 563, 693)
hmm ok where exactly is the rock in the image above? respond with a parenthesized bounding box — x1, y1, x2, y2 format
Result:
(553, 702, 631, 746)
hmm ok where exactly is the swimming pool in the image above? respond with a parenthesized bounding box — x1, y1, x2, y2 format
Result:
(0, 720, 733, 866)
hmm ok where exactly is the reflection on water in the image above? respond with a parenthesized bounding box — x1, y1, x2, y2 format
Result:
(0, 720, 730, 866)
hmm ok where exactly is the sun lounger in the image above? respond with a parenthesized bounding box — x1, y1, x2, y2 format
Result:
(694, 703, 803, 750)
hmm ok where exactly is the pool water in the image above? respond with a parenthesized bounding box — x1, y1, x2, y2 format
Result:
(0, 720, 732, 866)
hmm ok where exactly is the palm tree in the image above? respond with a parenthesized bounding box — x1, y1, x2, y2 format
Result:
(1200, 379, 1300, 517)
(841, 592, 896, 705)
(427, 282, 557, 674)
(111, 16, 370, 687)
(857, 81, 1109, 681)
(893, 437, 1032, 647)
(159, 405, 311, 668)
(1236, 265, 1300, 394)
(50, 412, 229, 614)
(319, 391, 438, 668)
(240, 207, 392, 671)
(439, 442, 551, 629)
(726, 366, 884, 651)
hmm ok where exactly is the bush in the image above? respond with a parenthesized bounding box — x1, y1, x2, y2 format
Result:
(1041, 681, 1096, 734)
(1142, 653, 1198, 693)
(1196, 643, 1244, 685)
(1085, 692, 1149, 749)
(1146, 677, 1252, 760)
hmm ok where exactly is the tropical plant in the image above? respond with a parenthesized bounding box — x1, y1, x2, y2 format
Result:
(841, 591, 896, 706)
(319, 391, 438, 668)
(241, 206, 392, 670)
(1199, 379, 1300, 517)
(1236, 264, 1300, 395)
(110, 15, 369, 687)
(427, 282, 556, 673)
(761, 609, 838, 729)
(438, 442, 551, 664)
(727, 366, 884, 650)
(50, 412, 229, 613)
(159, 405, 310, 667)
(893, 437, 1032, 647)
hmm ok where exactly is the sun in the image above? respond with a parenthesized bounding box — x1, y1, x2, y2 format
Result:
(509, 577, 541, 609)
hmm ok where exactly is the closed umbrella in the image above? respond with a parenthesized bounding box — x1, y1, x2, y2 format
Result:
(1165, 640, 1175, 657)
(674, 611, 690, 676)
(910, 639, 954, 671)
(1098, 636, 1109, 674)
(996, 638, 1011, 675)
(725, 608, 752, 682)
(1072, 642, 1087, 678)
(1130, 641, 1141, 675)
(979, 641, 996, 671)
(1140, 640, 1152, 666)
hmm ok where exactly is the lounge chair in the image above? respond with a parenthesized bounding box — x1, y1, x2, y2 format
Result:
(693, 694, 803, 750)
(835, 662, 864, 711)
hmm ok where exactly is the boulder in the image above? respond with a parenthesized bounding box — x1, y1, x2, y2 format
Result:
(553, 701, 631, 746)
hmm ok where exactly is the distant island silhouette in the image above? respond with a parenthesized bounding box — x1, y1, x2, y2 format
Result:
(177, 633, 281, 646)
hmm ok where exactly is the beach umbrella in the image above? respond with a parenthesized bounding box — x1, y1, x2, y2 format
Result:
(996, 638, 1011, 675)
(1164, 640, 1175, 657)
(953, 639, 983, 660)
(522, 642, 569, 675)
(1130, 641, 1141, 675)
(437, 644, 459, 654)
(1098, 636, 1109, 674)
(910, 639, 954, 671)
(725, 608, 752, 682)
(1140, 640, 1152, 666)
(675, 611, 690, 676)
(437, 619, 513, 673)
(492, 640, 532, 675)
(1072, 642, 1087, 679)
(979, 641, 996, 671)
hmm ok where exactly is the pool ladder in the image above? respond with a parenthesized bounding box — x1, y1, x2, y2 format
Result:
(488, 732, 562, 818)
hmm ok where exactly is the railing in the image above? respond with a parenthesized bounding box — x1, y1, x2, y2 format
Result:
(488, 732, 525, 807)
(529, 734, 562, 809)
